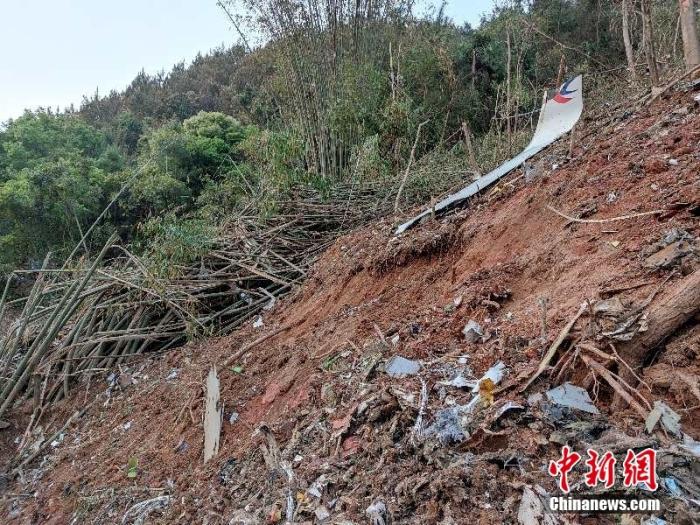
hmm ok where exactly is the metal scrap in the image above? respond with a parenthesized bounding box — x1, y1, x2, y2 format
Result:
(384, 356, 420, 378)
(121, 496, 171, 525)
(645, 401, 681, 436)
(545, 383, 600, 415)
(517, 485, 558, 525)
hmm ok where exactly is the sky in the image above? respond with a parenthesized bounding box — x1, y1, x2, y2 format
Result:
(0, 0, 495, 123)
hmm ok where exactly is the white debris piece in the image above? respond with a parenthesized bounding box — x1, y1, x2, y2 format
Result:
(680, 434, 700, 458)
(439, 374, 474, 389)
(366, 501, 388, 525)
(545, 383, 599, 414)
(462, 320, 484, 343)
(472, 362, 506, 393)
(314, 506, 330, 522)
(384, 356, 420, 378)
(395, 76, 583, 235)
(518, 485, 559, 525)
(645, 401, 681, 436)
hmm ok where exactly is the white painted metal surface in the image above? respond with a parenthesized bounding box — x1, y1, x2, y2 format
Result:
(395, 75, 584, 235)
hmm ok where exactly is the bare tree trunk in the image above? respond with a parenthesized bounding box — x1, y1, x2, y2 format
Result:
(556, 54, 566, 87)
(622, 0, 637, 78)
(461, 122, 481, 178)
(394, 120, 429, 213)
(641, 0, 660, 85)
(505, 29, 512, 155)
(679, 0, 700, 73)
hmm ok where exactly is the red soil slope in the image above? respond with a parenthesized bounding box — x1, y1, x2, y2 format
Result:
(1, 89, 699, 524)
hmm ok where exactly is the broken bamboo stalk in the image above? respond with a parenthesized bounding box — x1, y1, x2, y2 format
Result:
(522, 303, 587, 391)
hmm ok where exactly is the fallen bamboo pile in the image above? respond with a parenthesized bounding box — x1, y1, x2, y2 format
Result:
(0, 185, 390, 420)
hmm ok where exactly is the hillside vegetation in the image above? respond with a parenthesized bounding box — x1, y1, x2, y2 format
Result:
(0, 0, 689, 276)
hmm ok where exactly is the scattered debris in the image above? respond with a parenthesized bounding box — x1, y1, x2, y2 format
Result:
(593, 296, 625, 317)
(680, 434, 700, 458)
(495, 401, 525, 420)
(425, 405, 469, 444)
(3, 89, 700, 524)
(314, 506, 330, 522)
(307, 474, 328, 499)
(473, 362, 506, 392)
(121, 495, 171, 525)
(219, 458, 237, 485)
(644, 240, 695, 269)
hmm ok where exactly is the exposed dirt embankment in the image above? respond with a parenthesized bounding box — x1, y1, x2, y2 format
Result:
(2, 90, 699, 524)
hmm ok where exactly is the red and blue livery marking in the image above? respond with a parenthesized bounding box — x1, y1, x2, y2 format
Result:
(553, 78, 577, 103)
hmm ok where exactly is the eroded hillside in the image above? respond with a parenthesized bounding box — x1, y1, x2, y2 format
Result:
(1, 87, 699, 524)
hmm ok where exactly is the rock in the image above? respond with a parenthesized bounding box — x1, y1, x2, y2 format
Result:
(462, 320, 484, 343)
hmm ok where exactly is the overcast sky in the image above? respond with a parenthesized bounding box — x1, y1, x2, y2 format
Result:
(0, 0, 494, 123)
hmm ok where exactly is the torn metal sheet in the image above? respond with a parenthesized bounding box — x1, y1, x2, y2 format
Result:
(395, 76, 584, 235)
(645, 400, 681, 436)
(384, 355, 421, 378)
(545, 383, 599, 414)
